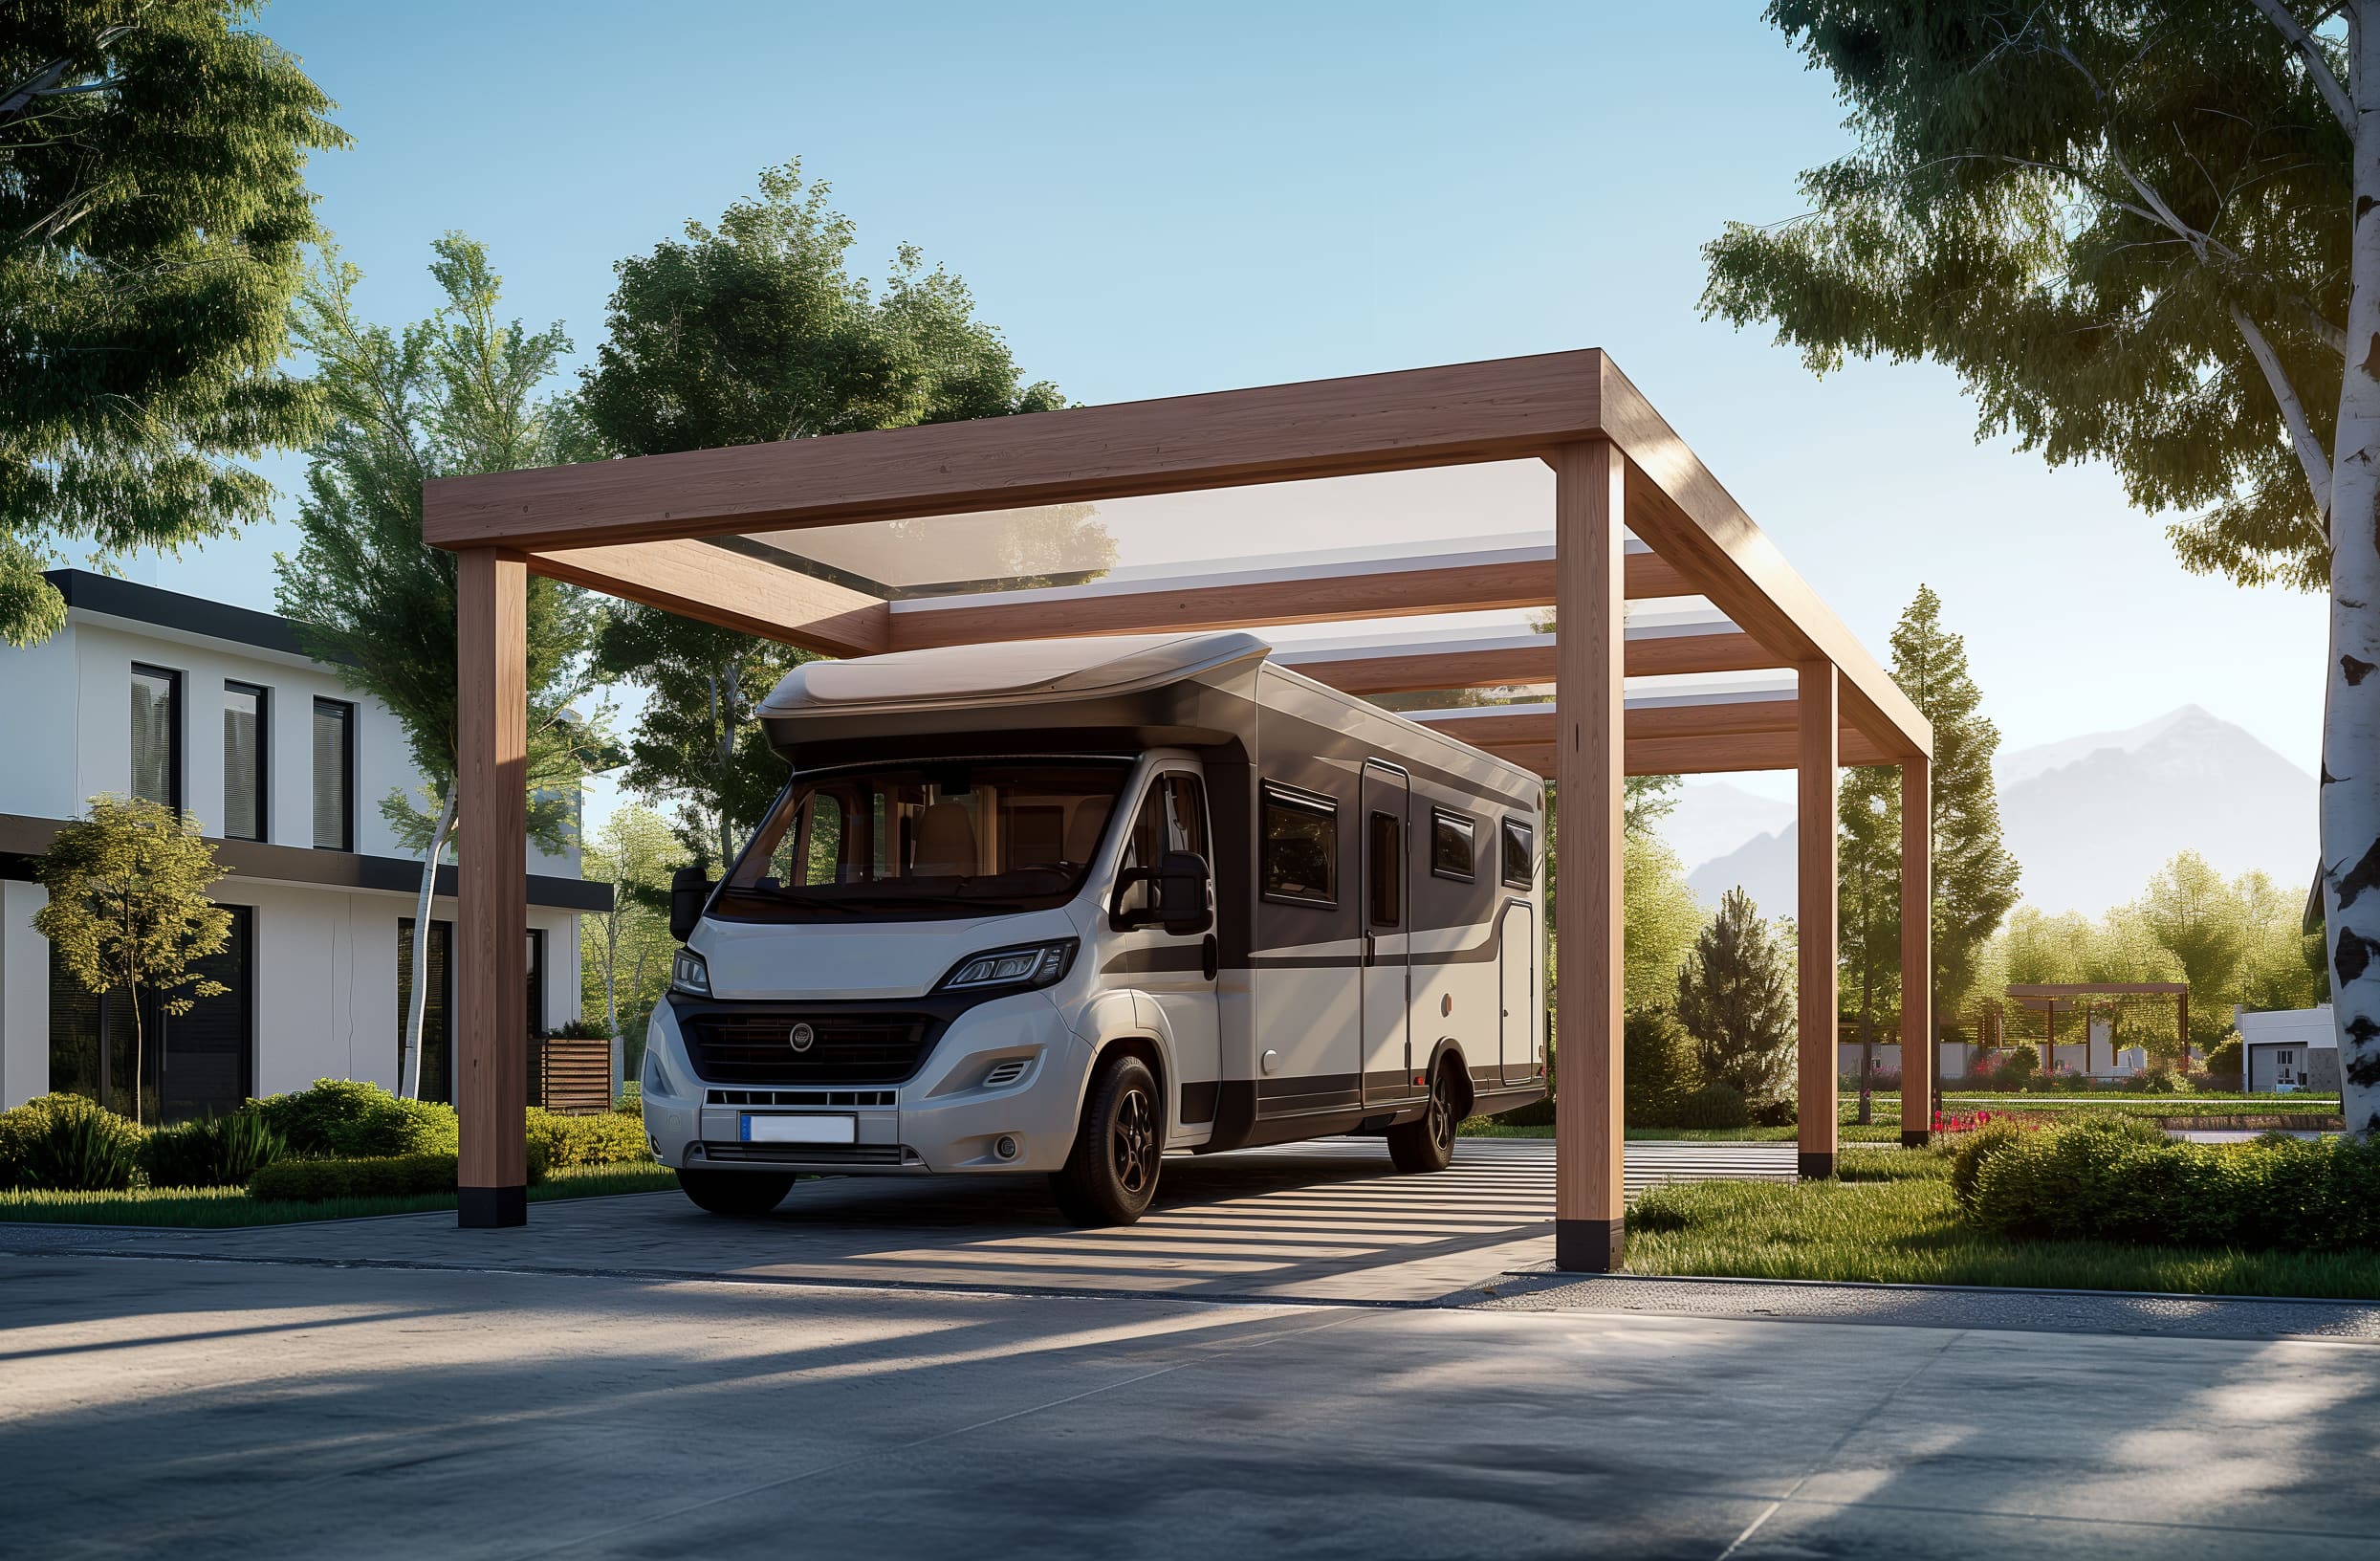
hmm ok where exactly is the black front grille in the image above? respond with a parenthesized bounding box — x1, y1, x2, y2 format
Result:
(702, 1142, 916, 1167)
(682, 1009, 942, 1085)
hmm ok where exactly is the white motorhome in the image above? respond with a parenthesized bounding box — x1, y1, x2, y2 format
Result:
(640, 631, 1547, 1224)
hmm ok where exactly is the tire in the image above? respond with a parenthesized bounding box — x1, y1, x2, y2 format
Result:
(1050, 1053, 1163, 1226)
(679, 1167, 797, 1218)
(1387, 1059, 1459, 1174)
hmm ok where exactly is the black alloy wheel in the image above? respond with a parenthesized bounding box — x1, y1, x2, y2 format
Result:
(1052, 1053, 1164, 1225)
(1387, 1060, 1459, 1174)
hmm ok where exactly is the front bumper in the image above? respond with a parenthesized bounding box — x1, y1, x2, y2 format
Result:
(642, 990, 1093, 1176)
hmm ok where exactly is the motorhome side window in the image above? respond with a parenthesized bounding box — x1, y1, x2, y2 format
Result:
(1501, 817, 1533, 888)
(1260, 784, 1338, 906)
(1430, 809, 1475, 881)
(715, 759, 1128, 922)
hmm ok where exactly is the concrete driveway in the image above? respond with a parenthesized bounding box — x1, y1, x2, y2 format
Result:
(5, 1137, 2377, 1558)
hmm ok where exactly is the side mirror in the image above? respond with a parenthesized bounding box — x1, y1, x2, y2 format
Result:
(1155, 850, 1214, 935)
(669, 866, 713, 943)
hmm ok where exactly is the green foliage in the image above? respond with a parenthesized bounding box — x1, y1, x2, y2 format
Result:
(2205, 1035, 2245, 1089)
(581, 804, 684, 1072)
(273, 235, 610, 853)
(1949, 1119, 2031, 1211)
(0, 1094, 145, 1191)
(1625, 829, 1704, 1014)
(33, 796, 231, 1124)
(579, 162, 1078, 865)
(140, 1110, 284, 1189)
(1967, 1119, 2380, 1251)
(524, 1108, 653, 1168)
(0, 2, 346, 647)
(1666, 1083, 1752, 1131)
(248, 1144, 550, 1203)
(251, 1079, 458, 1158)
(1998, 1043, 2041, 1090)
(1624, 1006, 1701, 1124)
(1703, 4, 2342, 591)
(1674, 888, 1796, 1102)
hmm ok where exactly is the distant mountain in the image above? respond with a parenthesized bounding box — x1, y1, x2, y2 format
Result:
(1997, 705, 2315, 915)
(1657, 780, 1794, 875)
(1686, 825, 1798, 920)
(1663, 706, 2313, 922)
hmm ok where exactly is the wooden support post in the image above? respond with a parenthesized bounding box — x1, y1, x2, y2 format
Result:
(1900, 757, 1932, 1148)
(456, 549, 529, 1228)
(1798, 661, 1839, 1180)
(1553, 440, 1627, 1272)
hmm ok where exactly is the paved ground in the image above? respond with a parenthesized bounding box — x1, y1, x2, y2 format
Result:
(6, 1138, 2378, 1558)
(0, 1138, 1789, 1306)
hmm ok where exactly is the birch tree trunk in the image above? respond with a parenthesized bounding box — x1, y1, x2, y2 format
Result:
(2329, 6, 2380, 1138)
(401, 790, 457, 1101)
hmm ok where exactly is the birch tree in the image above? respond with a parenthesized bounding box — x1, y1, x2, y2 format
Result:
(1703, 1, 2380, 1134)
(276, 236, 611, 1098)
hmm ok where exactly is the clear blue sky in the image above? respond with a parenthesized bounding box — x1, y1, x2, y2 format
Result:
(164, 0, 2325, 795)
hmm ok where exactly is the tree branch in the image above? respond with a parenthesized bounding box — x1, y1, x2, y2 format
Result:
(2245, 0, 2357, 135)
(2229, 299, 2336, 540)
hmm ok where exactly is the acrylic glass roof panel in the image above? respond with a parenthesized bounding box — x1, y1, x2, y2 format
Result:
(735, 459, 1570, 599)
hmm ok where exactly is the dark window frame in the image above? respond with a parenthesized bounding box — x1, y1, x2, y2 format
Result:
(129, 662, 185, 812)
(1258, 780, 1340, 909)
(223, 681, 269, 843)
(1429, 807, 1477, 883)
(312, 697, 356, 852)
(1499, 816, 1535, 889)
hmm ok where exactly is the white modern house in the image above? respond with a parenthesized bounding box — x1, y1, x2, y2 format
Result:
(0, 570, 603, 1118)
(2236, 1005, 2339, 1093)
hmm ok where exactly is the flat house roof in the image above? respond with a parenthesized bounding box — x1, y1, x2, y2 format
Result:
(423, 347, 1937, 1249)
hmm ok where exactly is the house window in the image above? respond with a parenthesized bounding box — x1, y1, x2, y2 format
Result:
(50, 907, 251, 1122)
(130, 664, 182, 810)
(224, 683, 268, 842)
(1260, 783, 1338, 906)
(313, 698, 355, 850)
(398, 917, 454, 1104)
(1500, 817, 1534, 888)
(2278, 1049, 2294, 1066)
(1430, 808, 1476, 881)
(527, 929, 547, 1037)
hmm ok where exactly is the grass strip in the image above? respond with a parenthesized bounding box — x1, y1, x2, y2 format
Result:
(0, 1163, 677, 1228)
(1623, 1147, 2380, 1300)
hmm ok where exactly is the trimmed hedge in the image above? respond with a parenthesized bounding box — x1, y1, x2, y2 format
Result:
(1965, 1116, 2380, 1251)
(1665, 1083, 1751, 1130)
(248, 1141, 550, 1203)
(252, 1079, 458, 1158)
(526, 1108, 652, 1167)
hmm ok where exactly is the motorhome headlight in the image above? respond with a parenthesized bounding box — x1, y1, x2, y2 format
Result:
(938, 938, 1078, 994)
(671, 948, 710, 997)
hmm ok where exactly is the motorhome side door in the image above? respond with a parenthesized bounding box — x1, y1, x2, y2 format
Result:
(1360, 762, 1412, 1108)
(1115, 767, 1221, 1141)
(1499, 899, 1537, 1087)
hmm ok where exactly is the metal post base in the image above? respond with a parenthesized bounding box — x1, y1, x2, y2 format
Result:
(1901, 1130, 1932, 1150)
(1797, 1152, 1836, 1181)
(458, 1185, 527, 1228)
(1555, 1218, 1626, 1272)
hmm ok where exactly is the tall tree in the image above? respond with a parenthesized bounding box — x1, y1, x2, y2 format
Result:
(275, 237, 610, 1099)
(1674, 888, 1799, 1102)
(1, 2, 344, 646)
(580, 161, 1078, 862)
(1699, 3, 2380, 1131)
(579, 802, 685, 1084)
(1836, 764, 1902, 1120)
(33, 796, 231, 1125)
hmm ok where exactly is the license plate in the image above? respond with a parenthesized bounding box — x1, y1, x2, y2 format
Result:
(741, 1113, 857, 1145)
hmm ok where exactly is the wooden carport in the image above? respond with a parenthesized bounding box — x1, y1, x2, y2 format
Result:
(424, 349, 1932, 1270)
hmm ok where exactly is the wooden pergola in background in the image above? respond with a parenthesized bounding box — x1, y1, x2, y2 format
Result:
(425, 349, 1933, 1270)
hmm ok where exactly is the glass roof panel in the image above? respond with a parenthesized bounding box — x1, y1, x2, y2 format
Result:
(736, 459, 1573, 598)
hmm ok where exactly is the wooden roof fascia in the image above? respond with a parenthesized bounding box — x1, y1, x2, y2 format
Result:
(525, 539, 891, 658)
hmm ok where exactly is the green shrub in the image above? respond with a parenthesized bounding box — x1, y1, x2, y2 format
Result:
(2203, 1035, 2244, 1090)
(1493, 1095, 1555, 1128)
(1949, 1119, 2030, 1211)
(1624, 1006, 1699, 1123)
(1998, 1044, 2040, 1090)
(1964, 1118, 2380, 1251)
(248, 1140, 550, 1203)
(1626, 1187, 1694, 1233)
(252, 1079, 457, 1157)
(525, 1108, 652, 1167)
(1747, 1096, 1797, 1128)
(1666, 1082, 1750, 1130)
(615, 1082, 642, 1113)
(141, 1110, 285, 1189)
(1, 1095, 145, 1191)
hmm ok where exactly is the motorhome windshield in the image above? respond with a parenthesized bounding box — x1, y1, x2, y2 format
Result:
(713, 759, 1131, 923)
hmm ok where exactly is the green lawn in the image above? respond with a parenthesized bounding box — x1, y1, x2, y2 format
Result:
(1623, 1147, 2380, 1300)
(0, 1163, 679, 1228)
(1866, 1091, 2339, 1114)
(1461, 1120, 1909, 1143)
